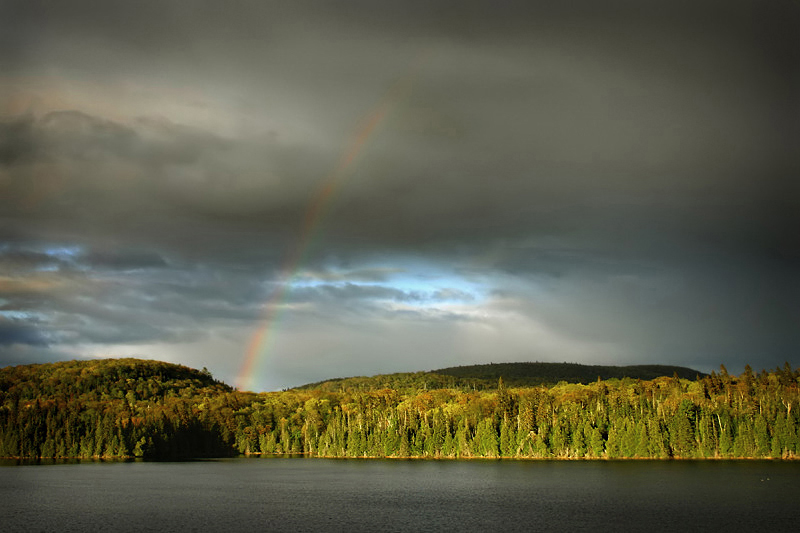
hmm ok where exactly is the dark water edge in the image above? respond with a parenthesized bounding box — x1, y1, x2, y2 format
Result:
(3, 453, 798, 465)
(2, 457, 799, 532)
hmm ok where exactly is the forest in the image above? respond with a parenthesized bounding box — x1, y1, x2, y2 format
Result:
(1, 358, 798, 460)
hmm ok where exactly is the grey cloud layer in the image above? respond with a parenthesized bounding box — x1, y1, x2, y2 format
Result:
(3, 1, 795, 251)
(1, 0, 797, 387)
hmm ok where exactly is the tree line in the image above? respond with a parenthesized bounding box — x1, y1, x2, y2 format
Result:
(296, 362, 704, 392)
(1, 359, 798, 460)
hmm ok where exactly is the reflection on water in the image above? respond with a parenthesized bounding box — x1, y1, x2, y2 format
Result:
(2, 458, 799, 532)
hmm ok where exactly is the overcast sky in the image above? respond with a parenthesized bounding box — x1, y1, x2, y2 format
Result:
(1, 0, 797, 391)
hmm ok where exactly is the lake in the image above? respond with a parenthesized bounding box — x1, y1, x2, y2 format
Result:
(2, 458, 799, 532)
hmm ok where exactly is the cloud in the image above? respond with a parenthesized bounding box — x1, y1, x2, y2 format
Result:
(0, 316, 48, 346)
(0, 0, 797, 388)
(0, 343, 86, 368)
(82, 249, 167, 271)
(294, 267, 404, 283)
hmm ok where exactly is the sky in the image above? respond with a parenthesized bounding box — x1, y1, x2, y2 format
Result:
(1, 0, 797, 391)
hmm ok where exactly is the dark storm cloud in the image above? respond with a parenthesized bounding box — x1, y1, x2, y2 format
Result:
(0, 110, 307, 268)
(82, 249, 167, 271)
(0, 247, 64, 271)
(0, 241, 273, 362)
(0, 104, 361, 254)
(0, 114, 37, 165)
(1, 0, 797, 386)
(505, 251, 797, 371)
(2, 1, 795, 256)
(0, 318, 48, 346)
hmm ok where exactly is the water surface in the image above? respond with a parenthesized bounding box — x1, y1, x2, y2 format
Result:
(2, 458, 798, 532)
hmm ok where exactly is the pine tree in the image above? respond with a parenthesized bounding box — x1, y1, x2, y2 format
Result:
(499, 418, 512, 457)
(754, 415, 770, 457)
(669, 400, 696, 458)
(606, 425, 620, 458)
(634, 420, 649, 458)
(587, 423, 604, 457)
(571, 423, 586, 458)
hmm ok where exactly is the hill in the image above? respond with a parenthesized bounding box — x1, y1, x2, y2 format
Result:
(0, 358, 247, 459)
(433, 362, 704, 386)
(0, 357, 229, 401)
(3, 358, 798, 461)
(293, 361, 705, 392)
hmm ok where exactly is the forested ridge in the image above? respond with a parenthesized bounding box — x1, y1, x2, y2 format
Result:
(2, 358, 799, 460)
(296, 362, 704, 392)
(0, 359, 254, 459)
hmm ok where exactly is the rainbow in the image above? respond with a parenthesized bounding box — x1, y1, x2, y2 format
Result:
(236, 52, 430, 391)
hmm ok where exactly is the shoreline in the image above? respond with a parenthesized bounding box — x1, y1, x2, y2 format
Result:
(3, 453, 797, 462)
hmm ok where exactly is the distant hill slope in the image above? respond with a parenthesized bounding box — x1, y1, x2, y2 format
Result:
(433, 362, 704, 386)
(0, 358, 242, 459)
(294, 361, 706, 392)
(0, 357, 230, 401)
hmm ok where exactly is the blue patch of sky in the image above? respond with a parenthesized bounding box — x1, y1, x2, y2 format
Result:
(292, 259, 487, 305)
(1, 243, 85, 271)
(35, 245, 85, 271)
(42, 244, 84, 259)
(0, 310, 48, 321)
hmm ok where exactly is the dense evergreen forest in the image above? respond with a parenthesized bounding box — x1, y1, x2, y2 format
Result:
(1, 358, 798, 460)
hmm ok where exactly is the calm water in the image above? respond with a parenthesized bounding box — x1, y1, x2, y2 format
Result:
(1, 458, 799, 532)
